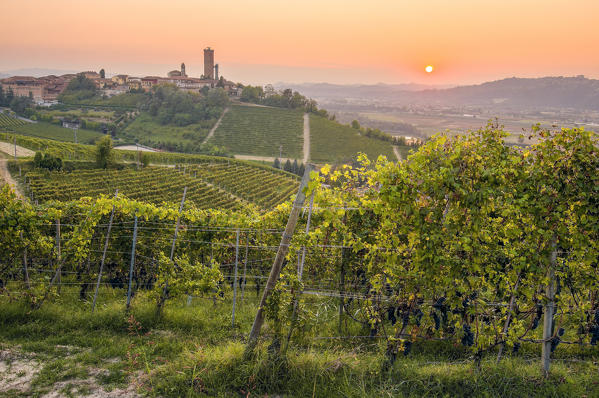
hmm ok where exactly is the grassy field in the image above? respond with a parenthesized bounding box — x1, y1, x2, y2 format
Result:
(0, 287, 597, 397)
(210, 105, 303, 158)
(310, 115, 397, 163)
(12, 121, 105, 145)
(122, 113, 215, 152)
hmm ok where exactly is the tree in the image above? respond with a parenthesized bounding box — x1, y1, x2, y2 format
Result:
(240, 85, 264, 103)
(351, 120, 361, 130)
(273, 158, 281, 169)
(283, 159, 292, 172)
(0, 85, 5, 107)
(10, 96, 33, 115)
(292, 159, 299, 175)
(99, 69, 105, 79)
(95, 136, 114, 169)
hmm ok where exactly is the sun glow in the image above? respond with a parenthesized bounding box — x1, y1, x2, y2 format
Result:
(425, 65, 434, 73)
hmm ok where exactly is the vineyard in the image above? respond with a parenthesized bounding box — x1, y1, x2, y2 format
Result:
(12, 121, 104, 144)
(209, 105, 304, 158)
(0, 112, 27, 128)
(309, 114, 397, 162)
(16, 157, 299, 210)
(0, 125, 597, 396)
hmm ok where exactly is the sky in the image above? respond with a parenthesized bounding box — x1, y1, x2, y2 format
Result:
(1, 0, 598, 85)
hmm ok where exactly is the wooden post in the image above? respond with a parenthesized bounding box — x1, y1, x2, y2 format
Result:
(232, 228, 240, 326)
(542, 240, 558, 374)
(246, 165, 313, 353)
(20, 231, 30, 290)
(13, 136, 17, 160)
(497, 273, 521, 363)
(126, 213, 138, 310)
(92, 190, 118, 312)
(339, 248, 347, 333)
(285, 192, 315, 350)
(241, 232, 249, 302)
(55, 218, 62, 294)
(158, 187, 187, 310)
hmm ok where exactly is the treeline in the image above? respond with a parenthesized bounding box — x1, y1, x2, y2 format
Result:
(349, 119, 420, 146)
(240, 86, 330, 118)
(143, 84, 229, 126)
(58, 73, 99, 102)
(273, 158, 305, 176)
(0, 85, 34, 116)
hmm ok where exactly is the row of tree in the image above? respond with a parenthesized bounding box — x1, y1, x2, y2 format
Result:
(240, 85, 330, 118)
(273, 158, 305, 176)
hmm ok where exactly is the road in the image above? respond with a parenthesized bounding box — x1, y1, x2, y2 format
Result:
(303, 113, 310, 163)
(202, 107, 229, 145)
(0, 159, 23, 199)
(393, 146, 403, 162)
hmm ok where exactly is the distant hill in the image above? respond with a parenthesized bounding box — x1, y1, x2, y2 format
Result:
(416, 76, 599, 109)
(275, 82, 452, 101)
(279, 76, 599, 110)
(0, 68, 78, 77)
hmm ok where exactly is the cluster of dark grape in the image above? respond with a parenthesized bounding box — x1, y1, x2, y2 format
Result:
(431, 297, 448, 330)
(550, 327, 565, 352)
(531, 304, 543, 330)
(461, 324, 474, 347)
(386, 305, 424, 328)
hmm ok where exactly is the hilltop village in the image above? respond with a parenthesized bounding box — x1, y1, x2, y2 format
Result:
(0, 47, 240, 105)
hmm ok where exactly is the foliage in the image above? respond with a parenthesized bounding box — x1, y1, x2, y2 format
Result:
(33, 152, 62, 171)
(95, 136, 114, 169)
(58, 73, 98, 102)
(144, 84, 227, 127)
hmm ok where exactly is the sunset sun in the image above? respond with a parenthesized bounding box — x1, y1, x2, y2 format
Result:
(425, 65, 434, 73)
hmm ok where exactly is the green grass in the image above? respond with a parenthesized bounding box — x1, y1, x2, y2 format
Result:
(12, 121, 104, 145)
(210, 105, 304, 158)
(122, 113, 215, 152)
(310, 115, 397, 163)
(0, 288, 597, 397)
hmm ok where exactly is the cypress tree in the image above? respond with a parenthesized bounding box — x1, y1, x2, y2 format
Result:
(284, 159, 292, 172)
(273, 158, 281, 169)
(292, 159, 298, 174)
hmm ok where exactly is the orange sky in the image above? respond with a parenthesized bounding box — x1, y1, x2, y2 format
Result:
(1, 0, 598, 84)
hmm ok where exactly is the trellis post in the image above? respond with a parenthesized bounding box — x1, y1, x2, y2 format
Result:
(126, 212, 138, 311)
(92, 190, 118, 313)
(246, 164, 313, 354)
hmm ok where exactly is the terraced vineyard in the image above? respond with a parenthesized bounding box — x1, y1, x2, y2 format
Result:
(309, 115, 396, 163)
(0, 113, 27, 128)
(187, 162, 298, 208)
(21, 157, 299, 210)
(24, 167, 243, 210)
(209, 105, 303, 158)
(13, 121, 104, 144)
(0, 132, 96, 159)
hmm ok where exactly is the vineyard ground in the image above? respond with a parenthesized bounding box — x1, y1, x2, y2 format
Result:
(0, 288, 597, 398)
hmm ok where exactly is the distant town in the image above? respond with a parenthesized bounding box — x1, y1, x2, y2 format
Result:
(0, 47, 241, 106)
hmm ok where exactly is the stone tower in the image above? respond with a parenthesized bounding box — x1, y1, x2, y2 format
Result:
(181, 63, 186, 77)
(204, 47, 214, 80)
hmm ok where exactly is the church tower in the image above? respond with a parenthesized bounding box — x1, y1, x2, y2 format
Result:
(181, 63, 186, 77)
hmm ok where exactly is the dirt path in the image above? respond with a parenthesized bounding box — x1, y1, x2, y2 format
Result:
(303, 113, 310, 163)
(393, 146, 403, 162)
(233, 154, 295, 163)
(0, 141, 35, 158)
(202, 107, 229, 145)
(0, 159, 24, 199)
